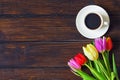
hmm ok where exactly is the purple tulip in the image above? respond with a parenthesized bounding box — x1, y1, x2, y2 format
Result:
(95, 37, 106, 53)
(68, 58, 81, 70)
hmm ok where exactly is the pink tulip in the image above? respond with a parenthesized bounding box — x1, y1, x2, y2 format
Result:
(95, 37, 106, 53)
(68, 58, 81, 70)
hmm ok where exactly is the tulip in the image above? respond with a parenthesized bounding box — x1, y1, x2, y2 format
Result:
(74, 53, 87, 65)
(83, 44, 98, 61)
(68, 58, 81, 70)
(106, 37, 113, 51)
(68, 57, 96, 80)
(94, 37, 106, 53)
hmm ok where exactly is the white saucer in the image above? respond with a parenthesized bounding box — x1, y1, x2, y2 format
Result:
(76, 5, 110, 39)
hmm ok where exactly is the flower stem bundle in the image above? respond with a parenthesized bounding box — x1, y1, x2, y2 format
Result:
(68, 37, 119, 80)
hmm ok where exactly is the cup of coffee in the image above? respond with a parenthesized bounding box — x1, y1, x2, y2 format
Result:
(84, 12, 108, 30)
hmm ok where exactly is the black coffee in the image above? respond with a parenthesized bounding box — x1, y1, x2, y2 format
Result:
(85, 13, 101, 29)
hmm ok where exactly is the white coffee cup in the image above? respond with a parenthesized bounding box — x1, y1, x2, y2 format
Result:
(75, 5, 110, 39)
(84, 12, 108, 31)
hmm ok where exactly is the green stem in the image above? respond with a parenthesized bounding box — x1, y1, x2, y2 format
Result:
(106, 51, 111, 72)
(95, 60, 110, 80)
(89, 60, 93, 68)
(102, 52, 111, 76)
(111, 72, 115, 80)
(76, 70, 96, 80)
(94, 60, 100, 72)
(112, 54, 119, 80)
(85, 64, 106, 80)
(94, 60, 107, 79)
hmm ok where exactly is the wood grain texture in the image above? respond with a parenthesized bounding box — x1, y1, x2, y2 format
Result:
(0, 0, 119, 80)
(0, 16, 119, 41)
(0, 42, 119, 80)
(0, 68, 80, 80)
(0, 42, 87, 67)
(0, 0, 119, 41)
(0, 0, 119, 15)
(0, 42, 119, 67)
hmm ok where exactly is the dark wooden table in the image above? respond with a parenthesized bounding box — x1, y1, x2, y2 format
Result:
(0, 0, 119, 80)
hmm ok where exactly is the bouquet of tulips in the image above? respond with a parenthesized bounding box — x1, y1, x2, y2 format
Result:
(68, 37, 119, 80)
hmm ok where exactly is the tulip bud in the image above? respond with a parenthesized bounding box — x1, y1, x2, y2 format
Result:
(94, 37, 106, 53)
(83, 44, 98, 61)
(68, 58, 81, 70)
(74, 53, 87, 65)
(106, 37, 113, 51)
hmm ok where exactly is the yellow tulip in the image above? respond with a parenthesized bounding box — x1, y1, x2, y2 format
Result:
(83, 44, 98, 61)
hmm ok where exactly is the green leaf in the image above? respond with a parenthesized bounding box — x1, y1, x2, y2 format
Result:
(94, 60, 107, 79)
(112, 54, 119, 80)
(85, 64, 106, 80)
(88, 60, 93, 68)
(76, 70, 96, 80)
(94, 61, 100, 72)
(111, 72, 115, 80)
(71, 70, 81, 77)
(96, 60, 110, 80)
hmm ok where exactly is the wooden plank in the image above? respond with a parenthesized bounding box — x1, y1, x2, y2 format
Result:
(0, 42, 119, 68)
(0, 16, 119, 41)
(0, 16, 80, 41)
(0, 1, 119, 80)
(0, 68, 80, 80)
(0, 0, 119, 15)
(0, 42, 86, 68)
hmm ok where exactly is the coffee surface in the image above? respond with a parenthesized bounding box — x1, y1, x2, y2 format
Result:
(85, 13, 101, 29)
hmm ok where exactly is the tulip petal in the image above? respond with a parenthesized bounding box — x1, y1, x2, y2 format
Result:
(95, 37, 107, 53)
(68, 62, 77, 72)
(106, 37, 113, 51)
(103, 37, 106, 51)
(83, 46, 95, 60)
(95, 38, 102, 52)
(68, 59, 81, 69)
(74, 53, 87, 65)
(87, 44, 98, 60)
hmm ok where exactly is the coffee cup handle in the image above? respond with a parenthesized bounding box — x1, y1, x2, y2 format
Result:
(104, 22, 108, 25)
